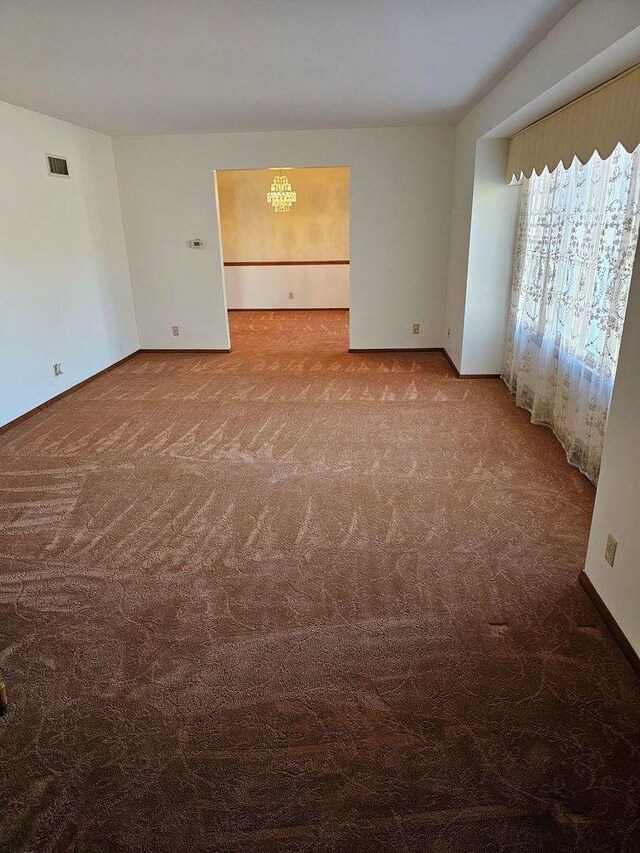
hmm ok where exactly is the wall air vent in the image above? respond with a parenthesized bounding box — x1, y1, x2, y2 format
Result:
(46, 154, 69, 177)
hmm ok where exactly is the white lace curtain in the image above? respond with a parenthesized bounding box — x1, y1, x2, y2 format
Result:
(503, 143, 640, 484)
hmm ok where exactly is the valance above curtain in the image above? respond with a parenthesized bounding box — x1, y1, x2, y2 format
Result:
(507, 64, 640, 181)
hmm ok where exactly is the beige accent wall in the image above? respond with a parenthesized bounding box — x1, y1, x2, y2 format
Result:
(216, 167, 349, 262)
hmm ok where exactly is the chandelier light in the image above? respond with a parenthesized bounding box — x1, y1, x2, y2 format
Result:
(267, 173, 297, 212)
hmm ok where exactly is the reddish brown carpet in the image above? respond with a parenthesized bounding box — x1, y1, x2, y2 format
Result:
(1, 309, 639, 852)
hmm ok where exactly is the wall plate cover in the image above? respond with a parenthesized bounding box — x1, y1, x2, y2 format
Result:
(605, 533, 617, 567)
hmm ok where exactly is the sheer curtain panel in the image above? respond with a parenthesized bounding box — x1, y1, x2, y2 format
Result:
(503, 144, 640, 484)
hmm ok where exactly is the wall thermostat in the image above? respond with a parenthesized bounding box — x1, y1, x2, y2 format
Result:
(188, 238, 205, 248)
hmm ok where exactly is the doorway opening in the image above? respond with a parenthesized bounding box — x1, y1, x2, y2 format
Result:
(214, 166, 350, 353)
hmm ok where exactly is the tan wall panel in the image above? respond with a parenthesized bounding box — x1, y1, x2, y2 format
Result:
(216, 167, 349, 262)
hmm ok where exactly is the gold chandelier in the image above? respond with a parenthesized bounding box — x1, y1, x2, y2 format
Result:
(267, 173, 297, 212)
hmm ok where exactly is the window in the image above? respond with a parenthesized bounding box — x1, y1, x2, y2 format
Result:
(503, 143, 640, 483)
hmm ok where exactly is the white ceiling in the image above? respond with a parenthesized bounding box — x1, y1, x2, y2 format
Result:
(0, 0, 579, 136)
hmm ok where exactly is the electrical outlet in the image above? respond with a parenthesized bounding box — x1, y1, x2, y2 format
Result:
(412, 323, 420, 335)
(172, 325, 180, 336)
(605, 533, 617, 567)
(288, 292, 294, 300)
(53, 363, 63, 376)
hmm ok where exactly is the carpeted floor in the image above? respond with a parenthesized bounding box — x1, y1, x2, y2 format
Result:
(1, 309, 639, 852)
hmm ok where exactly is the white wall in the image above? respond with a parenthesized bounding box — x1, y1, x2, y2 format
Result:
(459, 139, 521, 374)
(583, 245, 640, 657)
(113, 127, 454, 350)
(224, 265, 349, 310)
(445, 0, 640, 373)
(0, 101, 139, 427)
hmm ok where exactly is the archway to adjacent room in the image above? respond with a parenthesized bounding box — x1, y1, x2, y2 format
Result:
(214, 166, 350, 353)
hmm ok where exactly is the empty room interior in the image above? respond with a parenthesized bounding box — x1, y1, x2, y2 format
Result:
(217, 165, 350, 351)
(1, 2, 640, 851)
